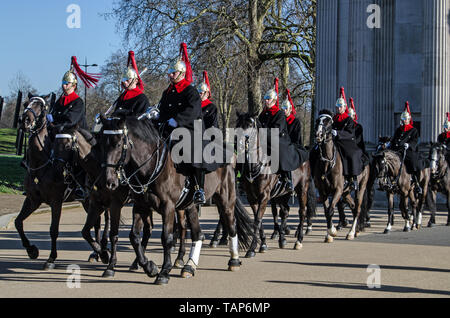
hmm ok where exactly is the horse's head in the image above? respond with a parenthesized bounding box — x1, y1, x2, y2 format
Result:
(235, 111, 261, 165)
(21, 93, 50, 133)
(100, 115, 130, 191)
(372, 150, 388, 179)
(430, 142, 446, 175)
(315, 109, 333, 143)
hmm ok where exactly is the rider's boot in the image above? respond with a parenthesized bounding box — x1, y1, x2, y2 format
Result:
(352, 175, 359, 191)
(413, 172, 422, 195)
(284, 171, 294, 193)
(193, 169, 206, 205)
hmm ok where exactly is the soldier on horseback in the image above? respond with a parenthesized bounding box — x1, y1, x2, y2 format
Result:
(389, 101, 423, 194)
(155, 43, 217, 205)
(331, 87, 364, 191)
(110, 51, 150, 118)
(47, 56, 100, 200)
(258, 79, 307, 192)
(437, 112, 450, 164)
(197, 71, 218, 129)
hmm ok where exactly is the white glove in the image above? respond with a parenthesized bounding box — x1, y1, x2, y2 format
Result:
(331, 129, 337, 137)
(404, 143, 409, 149)
(168, 118, 178, 128)
(148, 108, 160, 120)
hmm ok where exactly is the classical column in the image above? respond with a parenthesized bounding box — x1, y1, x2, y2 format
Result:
(315, 0, 339, 114)
(421, 0, 449, 143)
(374, 0, 395, 142)
(347, 0, 375, 143)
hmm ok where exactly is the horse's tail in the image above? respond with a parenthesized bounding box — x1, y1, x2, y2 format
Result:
(306, 177, 317, 218)
(234, 197, 255, 250)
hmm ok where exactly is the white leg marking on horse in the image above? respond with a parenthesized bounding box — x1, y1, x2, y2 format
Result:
(188, 240, 203, 266)
(229, 235, 239, 259)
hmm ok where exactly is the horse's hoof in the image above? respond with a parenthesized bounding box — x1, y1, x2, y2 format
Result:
(154, 274, 169, 285)
(294, 242, 303, 250)
(228, 259, 241, 271)
(181, 265, 195, 278)
(173, 258, 185, 269)
(270, 231, 278, 240)
(403, 227, 411, 233)
(102, 269, 115, 278)
(259, 244, 268, 253)
(324, 236, 333, 243)
(26, 245, 39, 260)
(336, 225, 342, 231)
(129, 259, 139, 271)
(383, 229, 390, 234)
(305, 228, 312, 236)
(88, 252, 99, 263)
(285, 227, 291, 235)
(279, 239, 287, 249)
(100, 251, 109, 264)
(427, 221, 435, 228)
(143, 261, 159, 278)
(346, 234, 355, 240)
(209, 240, 219, 248)
(43, 261, 55, 271)
(245, 250, 256, 258)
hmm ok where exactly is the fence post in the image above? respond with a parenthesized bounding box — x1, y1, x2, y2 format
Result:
(0, 96, 4, 122)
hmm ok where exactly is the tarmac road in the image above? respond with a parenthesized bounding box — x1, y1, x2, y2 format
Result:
(0, 205, 449, 298)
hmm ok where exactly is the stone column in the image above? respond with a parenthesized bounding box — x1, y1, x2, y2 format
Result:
(347, 0, 375, 143)
(373, 0, 395, 142)
(315, 0, 339, 114)
(421, 0, 449, 143)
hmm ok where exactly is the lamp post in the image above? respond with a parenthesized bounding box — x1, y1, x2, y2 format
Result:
(79, 57, 98, 111)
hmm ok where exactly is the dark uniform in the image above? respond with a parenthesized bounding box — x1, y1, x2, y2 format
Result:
(111, 88, 149, 118)
(332, 113, 364, 178)
(438, 131, 450, 164)
(390, 125, 422, 174)
(286, 115, 308, 163)
(51, 92, 88, 132)
(258, 106, 304, 174)
(201, 99, 218, 129)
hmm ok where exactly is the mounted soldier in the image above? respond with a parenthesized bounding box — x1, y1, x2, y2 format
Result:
(331, 87, 364, 191)
(155, 43, 218, 205)
(437, 112, 450, 164)
(197, 70, 218, 129)
(389, 101, 423, 194)
(110, 51, 150, 118)
(47, 56, 100, 200)
(258, 78, 306, 192)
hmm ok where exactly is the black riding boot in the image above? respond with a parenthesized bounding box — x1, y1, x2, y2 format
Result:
(413, 172, 422, 195)
(352, 176, 359, 191)
(193, 169, 206, 205)
(284, 171, 294, 193)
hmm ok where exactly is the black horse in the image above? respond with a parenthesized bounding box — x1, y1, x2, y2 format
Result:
(101, 115, 253, 285)
(428, 142, 450, 226)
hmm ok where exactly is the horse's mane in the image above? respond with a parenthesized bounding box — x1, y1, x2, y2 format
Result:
(126, 117, 160, 144)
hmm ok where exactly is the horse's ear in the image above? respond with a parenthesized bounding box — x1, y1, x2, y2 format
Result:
(28, 92, 34, 100)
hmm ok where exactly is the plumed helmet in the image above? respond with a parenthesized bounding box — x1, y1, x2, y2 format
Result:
(348, 97, 358, 121)
(168, 59, 187, 74)
(122, 51, 144, 90)
(335, 87, 348, 110)
(444, 112, 450, 130)
(197, 71, 211, 98)
(168, 43, 192, 83)
(122, 67, 138, 83)
(264, 78, 279, 105)
(400, 101, 412, 124)
(62, 70, 77, 85)
(280, 88, 296, 115)
(62, 56, 100, 88)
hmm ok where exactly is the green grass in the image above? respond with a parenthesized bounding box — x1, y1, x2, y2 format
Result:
(0, 155, 24, 194)
(0, 128, 18, 154)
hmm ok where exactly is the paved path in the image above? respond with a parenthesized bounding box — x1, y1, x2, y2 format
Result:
(0, 205, 449, 298)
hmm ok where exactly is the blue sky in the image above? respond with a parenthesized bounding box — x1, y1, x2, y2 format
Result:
(0, 0, 124, 96)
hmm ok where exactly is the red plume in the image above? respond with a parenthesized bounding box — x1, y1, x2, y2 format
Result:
(447, 112, 450, 121)
(274, 78, 279, 107)
(180, 43, 193, 84)
(127, 51, 144, 90)
(404, 101, 413, 124)
(350, 97, 358, 122)
(203, 71, 211, 98)
(339, 86, 349, 113)
(286, 89, 296, 115)
(70, 56, 100, 88)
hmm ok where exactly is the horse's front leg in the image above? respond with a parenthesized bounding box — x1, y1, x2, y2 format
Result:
(270, 201, 280, 240)
(43, 200, 63, 270)
(294, 185, 308, 250)
(336, 200, 348, 230)
(409, 190, 419, 230)
(174, 210, 187, 269)
(427, 189, 437, 227)
(400, 194, 411, 232)
(15, 196, 41, 260)
(324, 189, 342, 243)
(81, 201, 109, 264)
(155, 203, 175, 285)
(278, 200, 289, 249)
(102, 204, 121, 278)
(384, 193, 394, 234)
(343, 193, 357, 240)
(181, 206, 203, 280)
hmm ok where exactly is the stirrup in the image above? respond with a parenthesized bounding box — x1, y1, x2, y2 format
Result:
(193, 188, 206, 205)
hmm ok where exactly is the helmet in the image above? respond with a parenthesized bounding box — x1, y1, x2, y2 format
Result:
(168, 59, 187, 74)
(197, 82, 209, 94)
(197, 71, 211, 97)
(348, 107, 355, 119)
(401, 101, 412, 124)
(62, 70, 77, 85)
(336, 97, 346, 108)
(122, 67, 138, 83)
(264, 88, 277, 101)
(443, 112, 450, 130)
(280, 98, 292, 112)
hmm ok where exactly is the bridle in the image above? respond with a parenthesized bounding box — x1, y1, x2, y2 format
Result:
(430, 144, 447, 179)
(316, 114, 336, 171)
(23, 97, 47, 135)
(240, 116, 263, 183)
